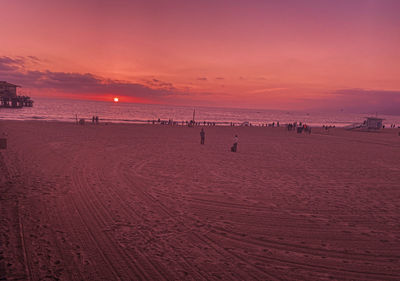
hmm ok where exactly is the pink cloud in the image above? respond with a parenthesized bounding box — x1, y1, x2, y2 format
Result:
(327, 88, 400, 114)
(0, 56, 182, 102)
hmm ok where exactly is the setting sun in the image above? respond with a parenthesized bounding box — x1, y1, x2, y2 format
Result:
(113, 97, 119, 103)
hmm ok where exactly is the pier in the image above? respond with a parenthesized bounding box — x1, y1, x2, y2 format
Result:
(0, 81, 34, 108)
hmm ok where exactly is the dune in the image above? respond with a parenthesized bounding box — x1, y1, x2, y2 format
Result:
(0, 120, 399, 280)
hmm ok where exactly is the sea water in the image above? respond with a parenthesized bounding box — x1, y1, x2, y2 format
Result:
(1, 98, 399, 127)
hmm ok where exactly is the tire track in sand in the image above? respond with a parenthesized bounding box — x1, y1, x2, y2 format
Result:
(122, 153, 400, 280)
(93, 154, 222, 280)
(69, 152, 147, 280)
(120, 157, 283, 281)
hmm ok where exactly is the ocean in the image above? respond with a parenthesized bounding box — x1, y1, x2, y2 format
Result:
(1, 98, 399, 127)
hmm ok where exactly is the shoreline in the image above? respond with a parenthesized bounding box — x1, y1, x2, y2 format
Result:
(2, 118, 400, 129)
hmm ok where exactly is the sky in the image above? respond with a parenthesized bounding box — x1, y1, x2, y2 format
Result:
(1, 0, 400, 113)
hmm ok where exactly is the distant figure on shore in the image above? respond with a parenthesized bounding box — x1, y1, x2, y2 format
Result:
(303, 124, 311, 134)
(200, 128, 205, 145)
(92, 116, 95, 124)
(95, 116, 99, 124)
(231, 135, 238, 152)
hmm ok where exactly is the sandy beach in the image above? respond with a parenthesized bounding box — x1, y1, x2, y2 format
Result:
(1, 120, 400, 280)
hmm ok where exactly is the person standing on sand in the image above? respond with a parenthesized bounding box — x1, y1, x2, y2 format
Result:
(231, 134, 238, 152)
(200, 128, 205, 144)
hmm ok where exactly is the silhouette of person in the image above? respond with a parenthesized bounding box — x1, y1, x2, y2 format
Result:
(231, 135, 238, 152)
(200, 128, 205, 144)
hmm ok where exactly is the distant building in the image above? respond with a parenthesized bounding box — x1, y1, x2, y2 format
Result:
(364, 117, 384, 129)
(0, 81, 19, 98)
(0, 81, 33, 108)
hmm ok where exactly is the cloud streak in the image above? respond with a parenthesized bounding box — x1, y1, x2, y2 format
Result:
(0, 56, 179, 102)
(2, 56, 400, 113)
(327, 88, 400, 114)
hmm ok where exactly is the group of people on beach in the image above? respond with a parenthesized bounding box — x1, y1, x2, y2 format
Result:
(199, 128, 238, 152)
(287, 122, 311, 134)
(190, 120, 216, 127)
(287, 122, 303, 131)
(91, 116, 99, 124)
(229, 122, 280, 127)
(151, 119, 217, 127)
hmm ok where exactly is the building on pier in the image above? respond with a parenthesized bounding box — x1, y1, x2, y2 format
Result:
(0, 81, 34, 108)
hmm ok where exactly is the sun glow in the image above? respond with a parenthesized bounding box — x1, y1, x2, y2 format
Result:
(113, 97, 119, 103)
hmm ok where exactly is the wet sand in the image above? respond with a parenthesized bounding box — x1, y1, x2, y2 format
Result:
(1, 120, 400, 280)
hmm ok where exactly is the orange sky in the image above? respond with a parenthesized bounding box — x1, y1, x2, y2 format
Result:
(1, 0, 399, 112)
